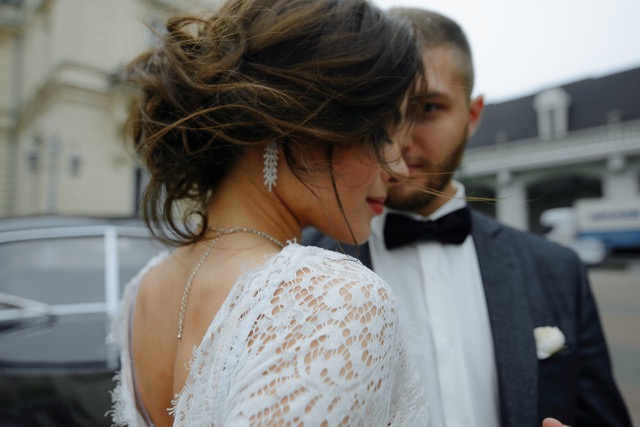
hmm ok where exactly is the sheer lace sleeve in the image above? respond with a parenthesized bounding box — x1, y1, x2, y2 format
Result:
(171, 245, 427, 426)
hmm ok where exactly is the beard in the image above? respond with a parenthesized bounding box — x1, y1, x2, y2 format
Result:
(385, 136, 467, 212)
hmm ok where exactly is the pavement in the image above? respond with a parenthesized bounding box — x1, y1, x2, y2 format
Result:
(589, 263, 640, 426)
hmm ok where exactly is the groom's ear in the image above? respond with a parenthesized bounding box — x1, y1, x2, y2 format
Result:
(467, 94, 484, 137)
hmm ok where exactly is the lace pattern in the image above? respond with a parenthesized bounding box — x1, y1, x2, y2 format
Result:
(109, 244, 428, 426)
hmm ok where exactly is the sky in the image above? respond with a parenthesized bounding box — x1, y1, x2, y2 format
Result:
(371, 0, 640, 103)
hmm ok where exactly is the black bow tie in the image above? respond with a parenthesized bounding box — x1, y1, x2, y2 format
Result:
(384, 207, 472, 249)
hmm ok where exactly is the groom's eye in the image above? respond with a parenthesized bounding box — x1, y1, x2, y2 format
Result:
(422, 103, 440, 113)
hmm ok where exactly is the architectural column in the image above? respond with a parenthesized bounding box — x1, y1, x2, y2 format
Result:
(495, 170, 528, 230)
(603, 155, 639, 199)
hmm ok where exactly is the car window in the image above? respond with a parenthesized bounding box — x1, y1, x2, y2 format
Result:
(117, 235, 166, 292)
(0, 236, 105, 304)
(0, 230, 164, 367)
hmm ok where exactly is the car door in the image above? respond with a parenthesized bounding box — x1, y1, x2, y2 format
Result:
(0, 221, 164, 426)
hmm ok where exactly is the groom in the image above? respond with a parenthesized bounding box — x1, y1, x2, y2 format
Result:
(304, 8, 631, 427)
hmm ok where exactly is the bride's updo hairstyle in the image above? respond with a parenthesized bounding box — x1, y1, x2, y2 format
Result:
(125, 0, 422, 245)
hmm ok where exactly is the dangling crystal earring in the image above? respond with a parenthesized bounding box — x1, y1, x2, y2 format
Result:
(263, 141, 278, 191)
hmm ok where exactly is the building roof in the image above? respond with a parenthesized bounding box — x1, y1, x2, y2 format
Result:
(468, 66, 640, 148)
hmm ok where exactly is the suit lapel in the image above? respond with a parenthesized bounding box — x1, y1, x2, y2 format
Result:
(471, 211, 538, 427)
(358, 242, 372, 269)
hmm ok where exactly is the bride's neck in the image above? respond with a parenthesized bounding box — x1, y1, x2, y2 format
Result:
(206, 169, 300, 246)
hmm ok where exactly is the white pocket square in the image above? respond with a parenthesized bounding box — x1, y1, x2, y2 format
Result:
(534, 326, 566, 359)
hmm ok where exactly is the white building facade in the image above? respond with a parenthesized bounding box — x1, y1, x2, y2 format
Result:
(0, 0, 223, 218)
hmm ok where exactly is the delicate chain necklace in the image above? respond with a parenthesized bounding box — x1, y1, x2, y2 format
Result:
(177, 227, 286, 339)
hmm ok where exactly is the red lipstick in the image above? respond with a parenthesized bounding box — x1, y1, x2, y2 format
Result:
(367, 197, 385, 215)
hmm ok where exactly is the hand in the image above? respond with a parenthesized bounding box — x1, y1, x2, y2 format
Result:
(543, 418, 571, 427)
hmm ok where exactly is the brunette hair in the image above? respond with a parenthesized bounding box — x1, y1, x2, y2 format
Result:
(390, 8, 474, 97)
(125, 0, 422, 245)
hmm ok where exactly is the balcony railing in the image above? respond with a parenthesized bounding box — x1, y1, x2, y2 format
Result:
(459, 120, 640, 177)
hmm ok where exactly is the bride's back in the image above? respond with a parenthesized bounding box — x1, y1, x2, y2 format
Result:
(130, 244, 270, 426)
(124, 243, 428, 427)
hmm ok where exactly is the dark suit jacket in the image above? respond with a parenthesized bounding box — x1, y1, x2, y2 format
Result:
(302, 209, 631, 427)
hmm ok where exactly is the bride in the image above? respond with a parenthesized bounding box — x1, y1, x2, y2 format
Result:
(108, 0, 428, 425)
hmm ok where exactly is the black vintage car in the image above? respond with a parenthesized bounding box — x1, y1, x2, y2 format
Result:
(0, 216, 165, 426)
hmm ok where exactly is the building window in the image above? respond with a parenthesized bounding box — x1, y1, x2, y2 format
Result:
(532, 87, 571, 140)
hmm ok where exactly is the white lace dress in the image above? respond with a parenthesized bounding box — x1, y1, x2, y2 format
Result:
(109, 243, 428, 426)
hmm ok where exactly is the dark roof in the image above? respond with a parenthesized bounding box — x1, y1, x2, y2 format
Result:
(468, 65, 640, 148)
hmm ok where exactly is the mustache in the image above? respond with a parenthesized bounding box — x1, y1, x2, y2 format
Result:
(400, 160, 455, 178)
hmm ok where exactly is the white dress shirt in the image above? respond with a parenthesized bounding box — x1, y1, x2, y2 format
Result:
(369, 182, 500, 427)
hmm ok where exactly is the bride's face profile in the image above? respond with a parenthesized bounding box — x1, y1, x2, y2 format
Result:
(282, 126, 409, 245)
(277, 95, 412, 244)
